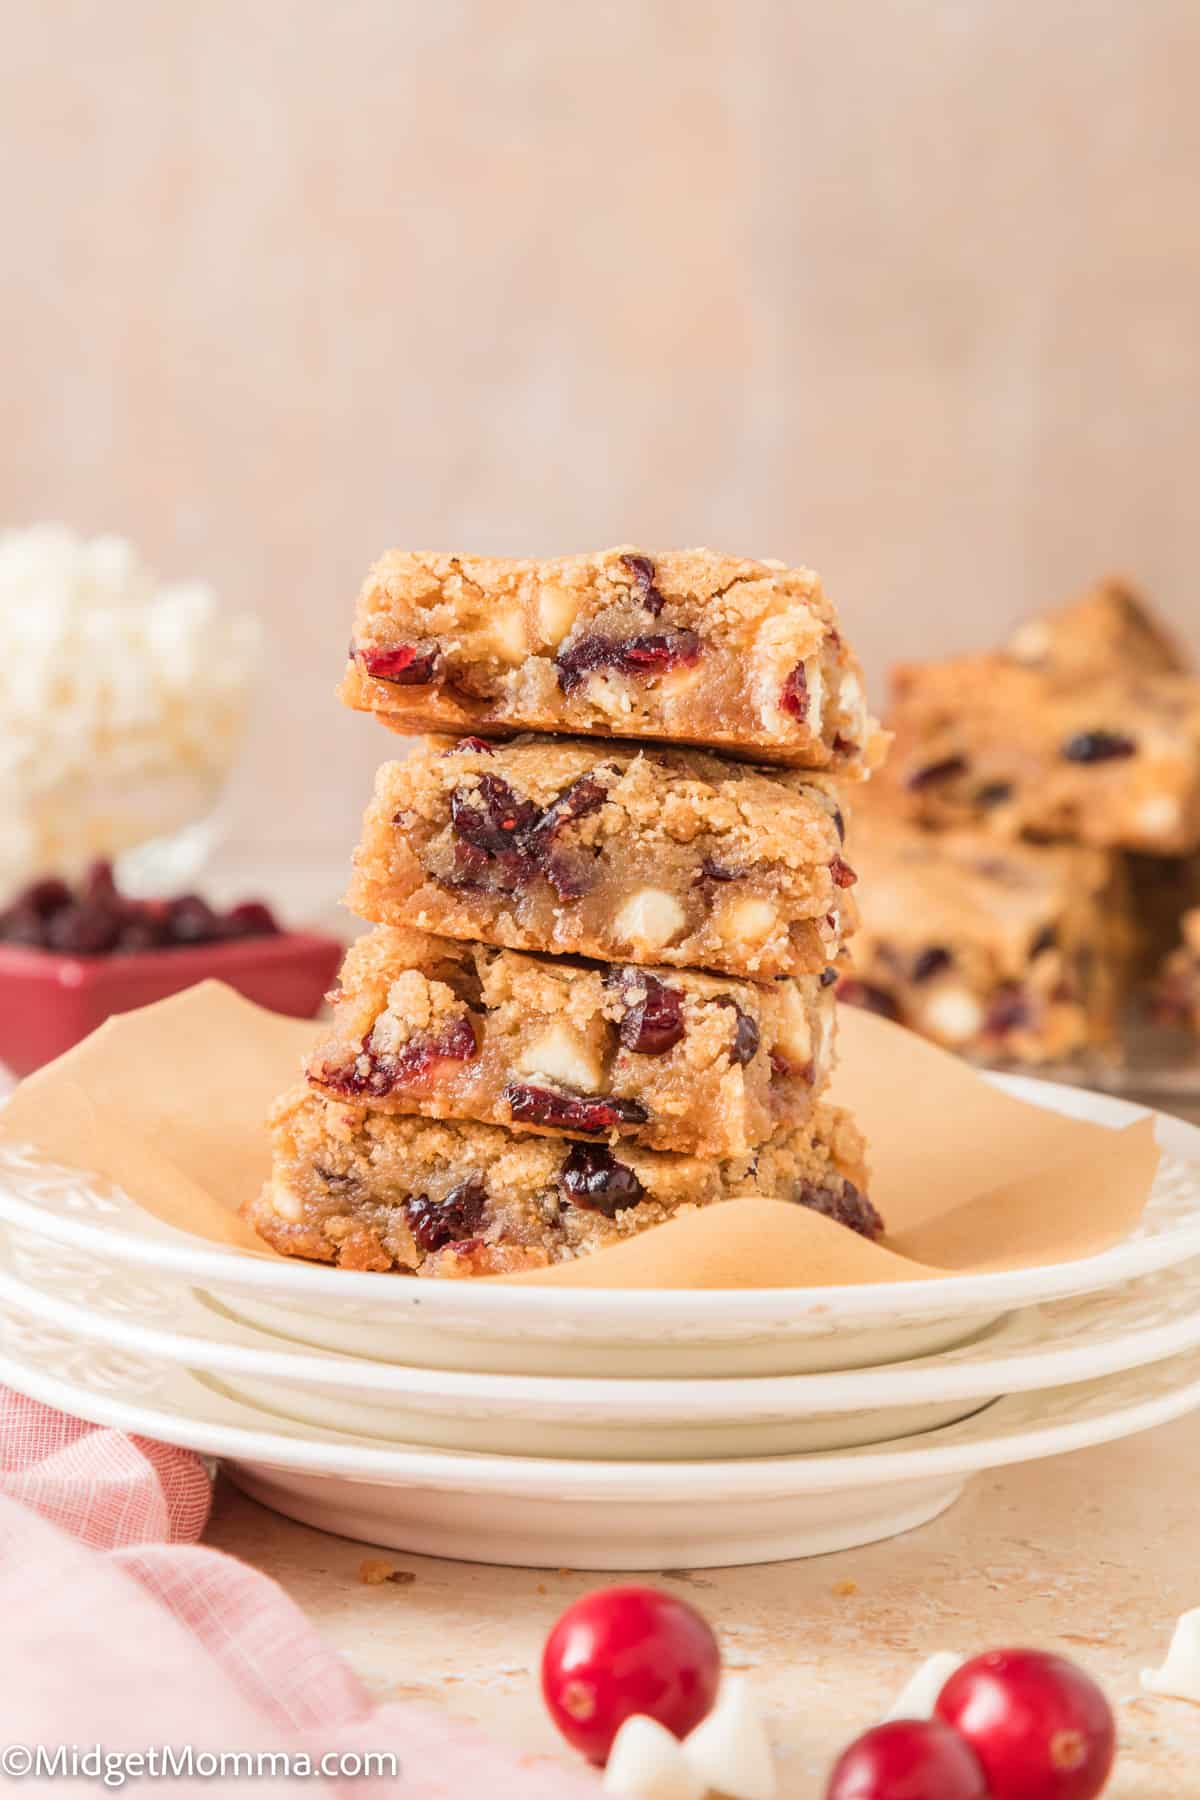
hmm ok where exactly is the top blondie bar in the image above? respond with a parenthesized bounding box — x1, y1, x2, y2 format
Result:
(340, 547, 884, 773)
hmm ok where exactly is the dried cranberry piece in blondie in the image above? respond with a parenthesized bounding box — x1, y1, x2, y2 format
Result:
(911, 946, 953, 982)
(321, 1014, 479, 1098)
(1060, 729, 1137, 764)
(559, 1143, 646, 1215)
(504, 1084, 649, 1133)
(555, 630, 701, 694)
(779, 662, 809, 721)
(360, 644, 440, 684)
(796, 1177, 883, 1238)
(450, 775, 539, 853)
(717, 999, 760, 1065)
(615, 974, 687, 1055)
(905, 755, 969, 790)
(619, 551, 666, 616)
(405, 1177, 487, 1252)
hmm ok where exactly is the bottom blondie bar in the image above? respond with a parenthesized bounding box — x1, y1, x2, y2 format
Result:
(840, 814, 1129, 1064)
(249, 1091, 880, 1276)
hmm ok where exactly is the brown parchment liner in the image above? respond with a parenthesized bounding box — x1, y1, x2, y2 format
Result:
(0, 983, 1162, 1291)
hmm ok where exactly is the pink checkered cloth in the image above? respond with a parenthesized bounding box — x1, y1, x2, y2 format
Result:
(0, 1389, 596, 1796)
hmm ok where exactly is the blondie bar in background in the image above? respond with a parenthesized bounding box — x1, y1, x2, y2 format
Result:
(839, 809, 1131, 1064)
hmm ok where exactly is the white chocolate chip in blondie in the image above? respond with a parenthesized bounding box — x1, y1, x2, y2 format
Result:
(614, 887, 687, 952)
(775, 984, 813, 1066)
(270, 1179, 304, 1222)
(718, 895, 778, 946)
(486, 603, 529, 664)
(536, 583, 580, 647)
(517, 1022, 603, 1093)
(921, 987, 985, 1045)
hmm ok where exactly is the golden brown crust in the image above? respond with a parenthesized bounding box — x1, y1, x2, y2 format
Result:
(340, 546, 885, 774)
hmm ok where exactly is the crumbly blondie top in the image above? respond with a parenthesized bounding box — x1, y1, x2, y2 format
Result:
(841, 811, 1130, 1063)
(340, 547, 884, 774)
(347, 736, 858, 978)
(1006, 578, 1186, 680)
(248, 1088, 879, 1276)
(887, 656, 1200, 854)
(310, 926, 837, 1157)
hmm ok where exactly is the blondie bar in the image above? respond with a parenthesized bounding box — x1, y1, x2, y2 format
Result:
(340, 547, 883, 773)
(310, 926, 837, 1157)
(840, 812, 1130, 1063)
(1153, 910, 1200, 1035)
(887, 656, 1200, 854)
(1006, 578, 1187, 680)
(347, 738, 857, 979)
(249, 1089, 880, 1275)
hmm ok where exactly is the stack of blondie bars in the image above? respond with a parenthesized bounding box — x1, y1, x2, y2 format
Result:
(843, 581, 1200, 1064)
(246, 549, 888, 1276)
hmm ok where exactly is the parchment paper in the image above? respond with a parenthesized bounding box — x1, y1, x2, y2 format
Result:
(0, 983, 1161, 1289)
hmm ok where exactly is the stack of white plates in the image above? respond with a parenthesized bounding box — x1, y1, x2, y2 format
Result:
(2, 1074, 1200, 1568)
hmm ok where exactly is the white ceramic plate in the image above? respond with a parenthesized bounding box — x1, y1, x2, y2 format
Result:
(3, 1305, 1200, 1567)
(1, 1078, 1198, 1377)
(4, 1221, 1200, 1460)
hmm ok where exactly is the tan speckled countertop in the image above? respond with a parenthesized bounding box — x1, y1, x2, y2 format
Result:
(208, 1412, 1200, 1797)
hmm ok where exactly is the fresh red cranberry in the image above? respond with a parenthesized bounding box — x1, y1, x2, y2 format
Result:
(1060, 731, 1136, 765)
(780, 662, 809, 721)
(405, 1177, 488, 1254)
(936, 1650, 1116, 1800)
(615, 974, 686, 1055)
(225, 900, 281, 937)
(165, 894, 224, 945)
(46, 902, 123, 955)
(830, 855, 858, 888)
(559, 1144, 645, 1214)
(825, 1718, 987, 1800)
(906, 755, 969, 790)
(912, 945, 953, 982)
(359, 642, 440, 684)
(505, 1084, 648, 1134)
(16, 877, 73, 920)
(717, 999, 759, 1065)
(797, 1178, 883, 1239)
(555, 630, 701, 694)
(836, 978, 901, 1022)
(541, 1586, 720, 1765)
(619, 552, 666, 616)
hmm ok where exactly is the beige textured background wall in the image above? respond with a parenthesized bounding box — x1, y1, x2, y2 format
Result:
(3, 1, 1198, 869)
